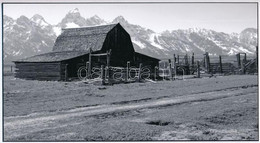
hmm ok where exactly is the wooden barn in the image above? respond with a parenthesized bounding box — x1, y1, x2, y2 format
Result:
(14, 23, 160, 81)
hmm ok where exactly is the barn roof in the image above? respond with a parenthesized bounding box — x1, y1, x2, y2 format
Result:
(14, 23, 161, 63)
(14, 51, 89, 62)
(52, 23, 118, 52)
(135, 52, 160, 61)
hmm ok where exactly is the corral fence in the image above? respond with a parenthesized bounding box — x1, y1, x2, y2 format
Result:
(158, 49, 257, 80)
(77, 49, 258, 85)
(201, 52, 257, 75)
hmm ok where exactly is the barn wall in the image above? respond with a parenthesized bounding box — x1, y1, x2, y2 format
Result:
(60, 53, 107, 80)
(134, 53, 159, 69)
(102, 24, 135, 67)
(14, 62, 61, 81)
(60, 54, 88, 80)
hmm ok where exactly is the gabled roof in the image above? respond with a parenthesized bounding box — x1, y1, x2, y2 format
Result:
(14, 23, 160, 63)
(14, 51, 89, 62)
(135, 52, 160, 61)
(52, 24, 118, 52)
(15, 24, 118, 62)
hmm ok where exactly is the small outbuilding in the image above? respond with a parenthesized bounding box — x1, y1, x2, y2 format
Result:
(14, 23, 160, 81)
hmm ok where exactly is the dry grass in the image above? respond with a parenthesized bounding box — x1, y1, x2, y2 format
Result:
(3, 75, 258, 141)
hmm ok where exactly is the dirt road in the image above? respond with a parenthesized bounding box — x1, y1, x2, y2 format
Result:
(3, 75, 258, 141)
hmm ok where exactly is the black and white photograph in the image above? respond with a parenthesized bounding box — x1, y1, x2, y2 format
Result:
(1, 1, 259, 141)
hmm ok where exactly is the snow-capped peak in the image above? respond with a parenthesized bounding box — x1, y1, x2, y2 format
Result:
(31, 14, 44, 21)
(231, 32, 239, 37)
(31, 14, 49, 27)
(91, 15, 100, 19)
(3, 12, 258, 64)
(88, 15, 102, 21)
(188, 27, 208, 33)
(69, 8, 80, 14)
(65, 22, 80, 28)
(4, 15, 14, 26)
(112, 15, 128, 24)
(85, 15, 107, 26)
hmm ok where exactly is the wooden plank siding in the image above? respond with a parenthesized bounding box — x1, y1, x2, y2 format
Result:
(59, 53, 103, 80)
(15, 62, 61, 80)
(134, 53, 159, 68)
(101, 25, 135, 67)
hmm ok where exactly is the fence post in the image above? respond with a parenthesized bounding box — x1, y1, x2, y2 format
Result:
(101, 65, 105, 85)
(256, 46, 258, 73)
(88, 48, 92, 78)
(65, 64, 68, 81)
(203, 55, 206, 67)
(191, 53, 194, 73)
(204, 53, 207, 70)
(177, 55, 180, 64)
(185, 54, 188, 65)
(106, 49, 111, 83)
(241, 59, 246, 74)
(138, 63, 142, 82)
(86, 62, 90, 79)
(207, 54, 211, 73)
(219, 55, 223, 74)
(168, 59, 173, 80)
(191, 53, 194, 65)
(205, 52, 210, 73)
(126, 61, 130, 82)
(154, 66, 157, 81)
(105, 66, 108, 82)
(197, 61, 200, 78)
(185, 54, 190, 75)
(236, 53, 241, 69)
(173, 54, 177, 79)
(244, 53, 247, 74)
(173, 54, 176, 64)
(163, 62, 166, 80)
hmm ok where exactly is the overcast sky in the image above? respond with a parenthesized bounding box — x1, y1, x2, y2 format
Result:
(3, 3, 257, 34)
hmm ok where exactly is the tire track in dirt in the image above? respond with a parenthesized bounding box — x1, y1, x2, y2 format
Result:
(43, 84, 257, 114)
(13, 84, 256, 114)
(4, 87, 257, 140)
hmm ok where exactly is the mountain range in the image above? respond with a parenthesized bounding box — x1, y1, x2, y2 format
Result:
(3, 8, 257, 64)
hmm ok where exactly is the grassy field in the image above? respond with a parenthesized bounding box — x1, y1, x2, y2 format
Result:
(3, 74, 258, 141)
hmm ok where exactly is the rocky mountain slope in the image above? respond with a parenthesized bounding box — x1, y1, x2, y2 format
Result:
(3, 8, 257, 63)
(4, 15, 56, 63)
